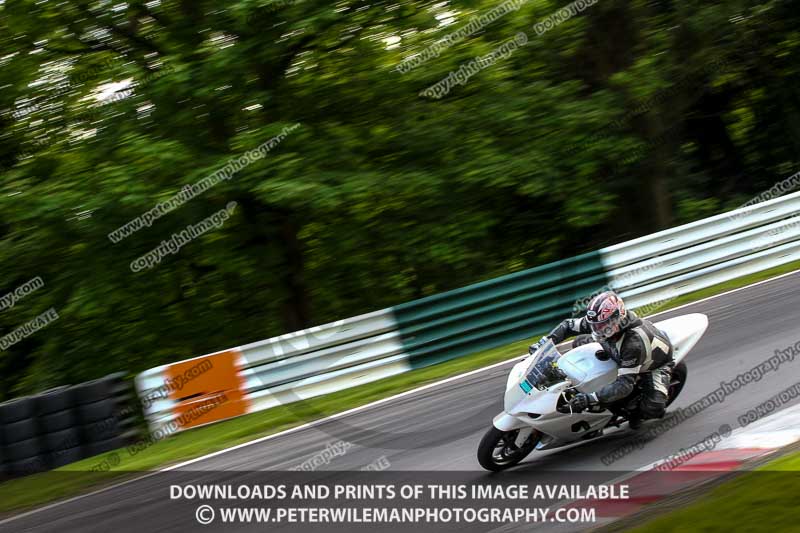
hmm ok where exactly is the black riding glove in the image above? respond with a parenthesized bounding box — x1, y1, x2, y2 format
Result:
(569, 392, 598, 412)
(529, 337, 552, 354)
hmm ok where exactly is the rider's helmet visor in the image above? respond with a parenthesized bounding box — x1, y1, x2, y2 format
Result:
(588, 316, 621, 339)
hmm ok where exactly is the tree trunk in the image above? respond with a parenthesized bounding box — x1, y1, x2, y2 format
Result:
(279, 217, 312, 332)
(647, 118, 674, 230)
(236, 197, 312, 332)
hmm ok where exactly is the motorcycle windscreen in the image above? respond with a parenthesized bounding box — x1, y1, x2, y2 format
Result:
(504, 340, 563, 412)
(523, 342, 563, 391)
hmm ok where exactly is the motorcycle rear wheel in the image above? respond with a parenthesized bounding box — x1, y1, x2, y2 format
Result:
(666, 361, 688, 407)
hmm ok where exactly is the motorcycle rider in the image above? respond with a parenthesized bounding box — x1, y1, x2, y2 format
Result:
(530, 291, 674, 428)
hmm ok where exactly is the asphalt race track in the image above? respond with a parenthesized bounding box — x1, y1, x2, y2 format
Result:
(4, 270, 800, 532)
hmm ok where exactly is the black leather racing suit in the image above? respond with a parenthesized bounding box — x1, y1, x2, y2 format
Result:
(545, 311, 674, 418)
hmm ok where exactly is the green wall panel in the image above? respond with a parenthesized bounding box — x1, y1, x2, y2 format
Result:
(393, 251, 610, 368)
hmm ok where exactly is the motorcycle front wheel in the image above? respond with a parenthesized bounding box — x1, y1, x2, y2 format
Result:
(477, 427, 540, 472)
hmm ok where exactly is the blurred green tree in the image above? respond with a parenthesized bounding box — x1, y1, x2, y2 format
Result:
(0, 0, 797, 397)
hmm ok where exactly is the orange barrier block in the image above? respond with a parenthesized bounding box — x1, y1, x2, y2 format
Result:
(165, 349, 248, 429)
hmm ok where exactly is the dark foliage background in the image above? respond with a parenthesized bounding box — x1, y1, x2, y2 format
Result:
(0, 0, 797, 398)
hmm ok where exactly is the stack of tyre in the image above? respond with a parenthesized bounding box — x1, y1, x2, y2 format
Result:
(0, 372, 140, 478)
(0, 396, 45, 477)
(37, 386, 82, 470)
(72, 372, 139, 457)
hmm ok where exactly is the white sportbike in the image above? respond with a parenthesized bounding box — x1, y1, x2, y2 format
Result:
(477, 313, 709, 471)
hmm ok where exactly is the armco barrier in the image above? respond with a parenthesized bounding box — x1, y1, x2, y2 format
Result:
(136, 309, 408, 435)
(136, 190, 800, 436)
(599, 192, 800, 268)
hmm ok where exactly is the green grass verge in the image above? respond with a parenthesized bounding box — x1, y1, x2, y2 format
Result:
(2, 259, 800, 514)
(0, 337, 532, 514)
(627, 451, 800, 532)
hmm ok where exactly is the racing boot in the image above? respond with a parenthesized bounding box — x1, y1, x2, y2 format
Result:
(628, 409, 643, 430)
